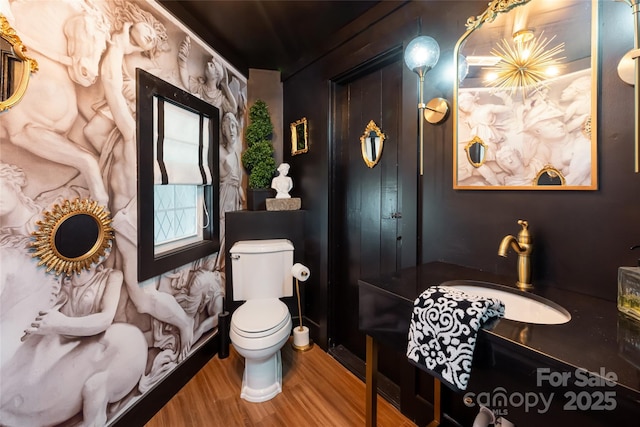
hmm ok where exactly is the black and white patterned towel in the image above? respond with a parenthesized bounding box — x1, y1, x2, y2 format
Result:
(406, 285, 505, 392)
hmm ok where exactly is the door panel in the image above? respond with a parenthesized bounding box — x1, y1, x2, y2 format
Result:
(332, 58, 402, 372)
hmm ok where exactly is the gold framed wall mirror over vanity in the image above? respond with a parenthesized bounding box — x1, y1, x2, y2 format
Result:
(0, 14, 38, 112)
(453, 0, 598, 190)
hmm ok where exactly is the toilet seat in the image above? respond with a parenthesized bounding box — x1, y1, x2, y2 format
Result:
(231, 299, 290, 338)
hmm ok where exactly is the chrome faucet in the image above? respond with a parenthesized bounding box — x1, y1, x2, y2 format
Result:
(498, 220, 533, 291)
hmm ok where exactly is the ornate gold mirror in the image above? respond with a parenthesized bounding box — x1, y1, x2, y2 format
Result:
(465, 136, 488, 167)
(453, 0, 597, 190)
(360, 120, 385, 168)
(0, 14, 38, 112)
(31, 199, 114, 275)
(534, 165, 565, 186)
(291, 117, 309, 155)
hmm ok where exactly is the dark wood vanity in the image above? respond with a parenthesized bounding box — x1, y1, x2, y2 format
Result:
(359, 262, 640, 427)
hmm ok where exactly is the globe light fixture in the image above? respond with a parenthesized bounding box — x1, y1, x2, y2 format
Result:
(404, 35, 440, 78)
(404, 35, 449, 176)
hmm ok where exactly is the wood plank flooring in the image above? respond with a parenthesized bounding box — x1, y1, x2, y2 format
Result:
(145, 339, 416, 426)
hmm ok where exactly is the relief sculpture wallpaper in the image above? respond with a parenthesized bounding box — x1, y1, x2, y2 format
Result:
(0, 1, 247, 425)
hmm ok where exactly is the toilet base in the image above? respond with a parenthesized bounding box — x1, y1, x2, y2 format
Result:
(240, 350, 282, 403)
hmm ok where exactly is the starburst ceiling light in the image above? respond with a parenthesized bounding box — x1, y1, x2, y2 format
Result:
(485, 31, 565, 96)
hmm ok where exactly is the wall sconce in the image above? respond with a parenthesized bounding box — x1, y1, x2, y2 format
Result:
(404, 38, 448, 424)
(404, 35, 449, 175)
(617, 0, 640, 173)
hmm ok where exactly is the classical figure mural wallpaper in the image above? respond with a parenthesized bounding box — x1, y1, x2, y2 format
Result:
(0, 1, 247, 425)
(456, 70, 594, 188)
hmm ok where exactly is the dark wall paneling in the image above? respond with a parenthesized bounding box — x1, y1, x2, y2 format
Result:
(282, 1, 426, 350)
(284, 0, 640, 353)
(284, 0, 640, 424)
(331, 56, 405, 389)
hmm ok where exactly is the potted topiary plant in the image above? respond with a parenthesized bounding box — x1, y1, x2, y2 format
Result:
(241, 99, 277, 210)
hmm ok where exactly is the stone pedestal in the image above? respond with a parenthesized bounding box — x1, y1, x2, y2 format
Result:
(266, 197, 301, 211)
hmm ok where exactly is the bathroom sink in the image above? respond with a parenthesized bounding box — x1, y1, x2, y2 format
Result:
(440, 280, 571, 325)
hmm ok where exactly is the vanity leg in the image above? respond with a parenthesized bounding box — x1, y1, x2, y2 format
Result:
(366, 335, 378, 427)
(426, 378, 441, 427)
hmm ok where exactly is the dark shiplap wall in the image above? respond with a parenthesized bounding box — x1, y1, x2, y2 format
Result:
(282, 0, 640, 347)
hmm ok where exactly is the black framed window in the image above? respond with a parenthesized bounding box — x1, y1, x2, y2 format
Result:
(136, 68, 220, 281)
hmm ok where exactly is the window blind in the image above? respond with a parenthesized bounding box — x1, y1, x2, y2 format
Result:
(153, 97, 212, 185)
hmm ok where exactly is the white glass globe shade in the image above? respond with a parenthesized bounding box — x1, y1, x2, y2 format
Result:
(404, 35, 440, 73)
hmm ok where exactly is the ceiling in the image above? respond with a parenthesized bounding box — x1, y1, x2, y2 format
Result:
(159, 0, 381, 79)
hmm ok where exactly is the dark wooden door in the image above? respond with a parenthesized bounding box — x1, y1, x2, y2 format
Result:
(331, 56, 403, 366)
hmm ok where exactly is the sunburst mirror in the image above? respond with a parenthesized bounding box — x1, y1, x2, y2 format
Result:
(453, 0, 597, 190)
(31, 198, 114, 275)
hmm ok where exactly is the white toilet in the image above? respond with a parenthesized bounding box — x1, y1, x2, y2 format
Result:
(229, 239, 294, 403)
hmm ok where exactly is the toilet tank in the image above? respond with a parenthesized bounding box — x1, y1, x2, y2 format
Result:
(230, 239, 294, 301)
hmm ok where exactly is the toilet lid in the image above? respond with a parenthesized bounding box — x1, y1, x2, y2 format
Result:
(232, 299, 290, 338)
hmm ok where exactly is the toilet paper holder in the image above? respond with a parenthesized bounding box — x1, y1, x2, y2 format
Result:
(291, 263, 313, 352)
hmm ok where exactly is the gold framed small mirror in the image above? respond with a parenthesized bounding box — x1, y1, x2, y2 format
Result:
(291, 117, 309, 155)
(534, 165, 565, 186)
(31, 199, 114, 276)
(465, 136, 488, 167)
(0, 14, 38, 112)
(360, 120, 385, 168)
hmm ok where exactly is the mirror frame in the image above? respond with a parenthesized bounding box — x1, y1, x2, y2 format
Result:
(0, 14, 38, 112)
(31, 199, 114, 276)
(360, 120, 385, 168)
(452, 0, 598, 190)
(465, 136, 488, 168)
(291, 117, 309, 155)
(534, 165, 566, 186)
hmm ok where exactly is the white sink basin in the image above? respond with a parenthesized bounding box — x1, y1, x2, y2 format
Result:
(440, 280, 571, 325)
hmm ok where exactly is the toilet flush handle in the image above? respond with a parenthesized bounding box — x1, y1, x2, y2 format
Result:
(231, 254, 240, 260)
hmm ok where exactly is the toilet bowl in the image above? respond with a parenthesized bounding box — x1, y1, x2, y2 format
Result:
(230, 298, 292, 402)
(229, 239, 294, 402)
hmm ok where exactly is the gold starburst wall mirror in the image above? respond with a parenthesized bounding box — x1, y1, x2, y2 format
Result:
(453, 0, 598, 190)
(31, 199, 114, 275)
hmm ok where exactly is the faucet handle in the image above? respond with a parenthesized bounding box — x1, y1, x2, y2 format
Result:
(517, 219, 531, 243)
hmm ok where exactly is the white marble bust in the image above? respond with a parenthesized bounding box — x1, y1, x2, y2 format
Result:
(271, 163, 293, 199)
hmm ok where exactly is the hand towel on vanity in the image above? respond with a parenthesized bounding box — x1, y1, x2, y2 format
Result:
(406, 285, 505, 392)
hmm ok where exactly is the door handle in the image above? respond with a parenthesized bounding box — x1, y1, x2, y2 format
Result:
(391, 212, 402, 219)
